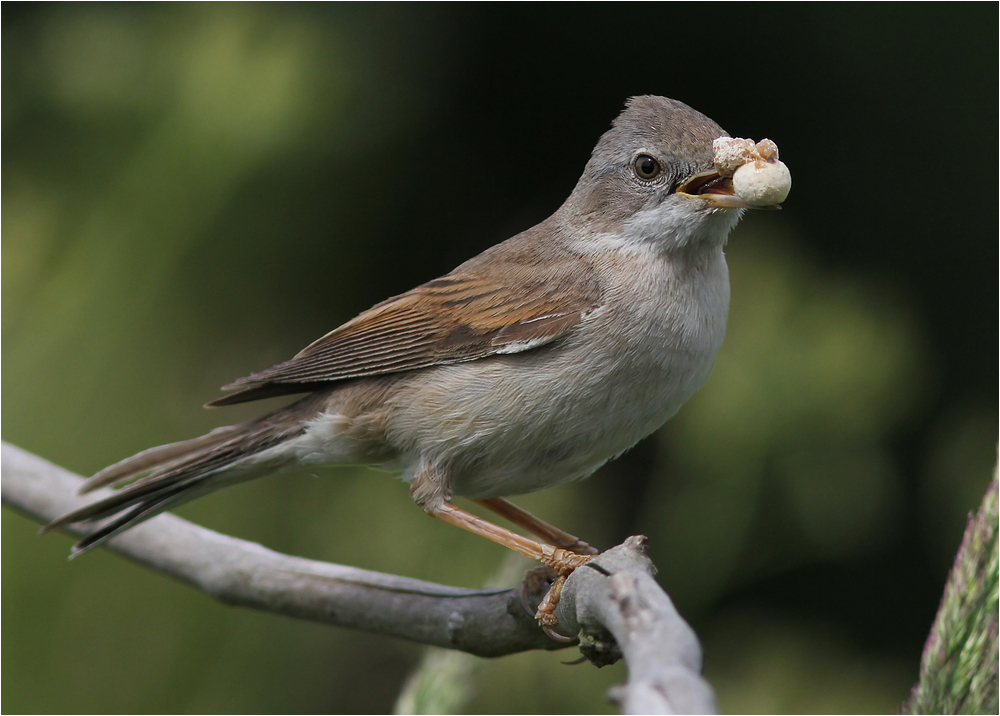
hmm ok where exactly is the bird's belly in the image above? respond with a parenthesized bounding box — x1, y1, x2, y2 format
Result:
(470, 357, 715, 496)
(390, 322, 722, 499)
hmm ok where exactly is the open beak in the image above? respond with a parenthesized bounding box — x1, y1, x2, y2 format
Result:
(676, 170, 781, 210)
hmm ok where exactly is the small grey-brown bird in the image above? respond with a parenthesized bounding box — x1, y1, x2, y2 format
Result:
(45, 96, 776, 628)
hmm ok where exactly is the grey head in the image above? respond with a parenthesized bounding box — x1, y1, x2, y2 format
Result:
(561, 96, 741, 248)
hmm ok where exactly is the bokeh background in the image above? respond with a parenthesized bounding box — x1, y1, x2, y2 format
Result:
(3, 4, 996, 714)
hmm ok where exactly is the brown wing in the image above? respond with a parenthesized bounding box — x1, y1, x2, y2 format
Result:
(207, 267, 602, 406)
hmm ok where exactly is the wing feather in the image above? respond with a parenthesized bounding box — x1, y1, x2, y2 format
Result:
(207, 265, 602, 406)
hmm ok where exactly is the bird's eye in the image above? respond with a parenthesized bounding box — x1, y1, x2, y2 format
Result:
(633, 154, 662, 181)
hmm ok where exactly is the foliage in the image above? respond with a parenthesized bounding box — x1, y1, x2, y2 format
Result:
(905, 473, 999, 715)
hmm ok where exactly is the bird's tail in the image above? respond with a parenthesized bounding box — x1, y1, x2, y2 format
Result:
(42, 392, 330, 555)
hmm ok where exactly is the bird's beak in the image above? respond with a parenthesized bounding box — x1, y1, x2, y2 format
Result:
(676, 170, 781, 210)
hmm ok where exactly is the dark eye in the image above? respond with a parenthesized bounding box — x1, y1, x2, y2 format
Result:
(633, 154, 661, 180)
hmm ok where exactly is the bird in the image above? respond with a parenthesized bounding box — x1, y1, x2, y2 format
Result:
(44, 95, 774, 630)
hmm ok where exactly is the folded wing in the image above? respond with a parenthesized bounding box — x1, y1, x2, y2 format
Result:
(209, 266, 603, 406)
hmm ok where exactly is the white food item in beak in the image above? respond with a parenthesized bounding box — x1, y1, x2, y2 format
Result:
(732, 158, 792, 205)
(712, 136, 791, 206)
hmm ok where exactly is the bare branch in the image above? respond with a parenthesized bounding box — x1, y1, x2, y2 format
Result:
(1, 441, 558, 657)
(2, 441, 716, 713)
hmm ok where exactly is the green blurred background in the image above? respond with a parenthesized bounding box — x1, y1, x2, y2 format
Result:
(3, 4, 996, 713)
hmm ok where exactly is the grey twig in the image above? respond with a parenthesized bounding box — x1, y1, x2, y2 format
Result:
(2, 441, 715, 713)
(0, 441, 557, 657)
(554, 537, 717, 714)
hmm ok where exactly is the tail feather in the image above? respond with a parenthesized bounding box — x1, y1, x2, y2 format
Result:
(44, 391, 331, 554)
(79, 425, 241, 494)
(69, 481, 198, 555)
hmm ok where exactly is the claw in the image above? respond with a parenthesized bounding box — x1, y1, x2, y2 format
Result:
(542, 623, 577, 643)
(517, 564, 557, 617)
(518, 579, 535, 618)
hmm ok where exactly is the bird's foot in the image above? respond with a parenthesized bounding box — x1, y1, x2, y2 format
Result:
(520, 549, 593, 641)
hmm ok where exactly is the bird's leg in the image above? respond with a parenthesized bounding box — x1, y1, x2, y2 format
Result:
(473, 497, 599, 556)
(411, 467, 591, 628)
(472, 496, 598, 634)
(423, 500, 592, 577)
